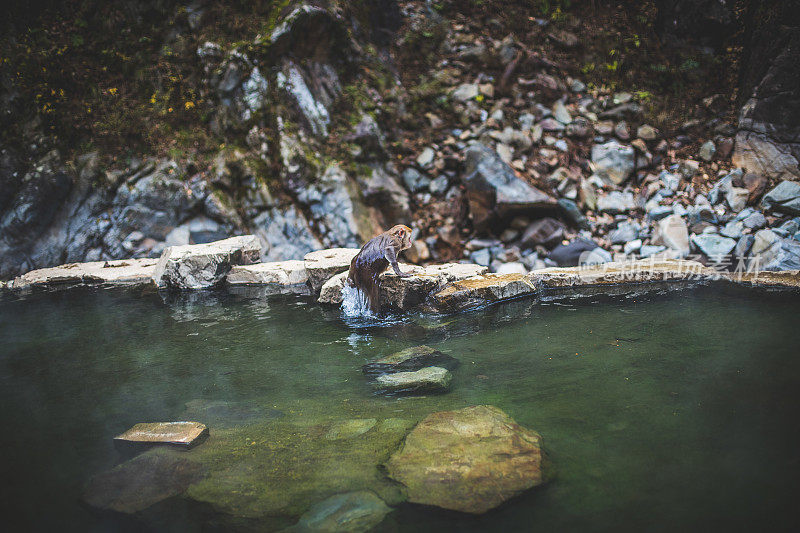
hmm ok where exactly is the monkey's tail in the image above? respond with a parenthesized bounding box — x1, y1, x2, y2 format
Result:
(349, 269, 381, 313)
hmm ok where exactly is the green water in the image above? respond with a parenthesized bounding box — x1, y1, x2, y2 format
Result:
(1, 283, 799, 532)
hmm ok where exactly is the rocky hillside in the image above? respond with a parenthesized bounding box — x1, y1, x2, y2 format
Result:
(1, 0, 798, 281)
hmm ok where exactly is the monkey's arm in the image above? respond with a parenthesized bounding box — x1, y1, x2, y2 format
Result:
(384, 245, 412, 277)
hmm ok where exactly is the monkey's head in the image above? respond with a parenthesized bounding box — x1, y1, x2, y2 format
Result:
(388, 224, 413, 251)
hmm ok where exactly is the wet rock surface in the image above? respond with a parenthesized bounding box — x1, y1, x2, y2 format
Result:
(362, 345, 460, 376)
(152, 235, 261, 289)
(9, 258, 157, 290)
(83, 452, 208, 514)
(286, 491, 392, 533)
(385, 406, 546, 514)
(226, 260, 310, 295)
(114, 421, 209, 449)
(374, 366, 452, 394)
(317, 263, 487, 309)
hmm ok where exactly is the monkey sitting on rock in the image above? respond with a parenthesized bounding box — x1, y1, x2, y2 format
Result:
(347, 225, 413, 313)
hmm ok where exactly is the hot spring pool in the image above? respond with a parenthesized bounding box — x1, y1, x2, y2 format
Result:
(1, 283, 799, 531)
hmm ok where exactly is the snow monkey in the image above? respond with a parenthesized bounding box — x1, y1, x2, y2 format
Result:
(347, 225, 413, 313)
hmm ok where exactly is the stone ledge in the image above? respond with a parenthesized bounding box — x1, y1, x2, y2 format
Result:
(226, 260, 310, 295)
(8, 258, 158, 290)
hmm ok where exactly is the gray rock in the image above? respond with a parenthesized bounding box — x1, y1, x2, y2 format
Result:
(726, 186, 750, 212)
(734, 234, 755, 260)
(558, 199, 589, 229)
(637, 124, 659, 141)
(639, 245, 667, 258)
(83, 453, 207, 514)
(597, 191, 636, 214)
(699, 140, 716, 162)
(720, 221, 744, 239)
(402, 168, 430, 193)
(553, 100, 572, 124)
(750, 229, 800, 271)
(254, 206, 323, 262)
(429, 175, 450, 195)
(276, 61, 334, 137)
(773, 218, 800, 237)
(416, 147, 435, 167)
(691, 233, 737, 263)
(647, 205, 674, 221)
(608, 221, 639, 244)
(496, 262, 527, 274)
(470, 248, 492, 267)
(548, 239, 600, 266)
(591, 141, 636, 185)
(624, 239, 643, 254)
(152, 235, 262, 289)
(363, 345, 459, 376)
(742, 211, 767, 230)
(659, 171, 681, 191)
(520, 217, 565, 249)
(226, 260, 310, 295)
(462, 144, 555, 228)
(374, 366, 452, 394)
(652, 214, 690, 256)
(452, 83, 479, 102)
(304, 248, 359, 293)
(761, 181, 800, 215)
(580, 247, 613, 265)
(289, 491, 391, 533)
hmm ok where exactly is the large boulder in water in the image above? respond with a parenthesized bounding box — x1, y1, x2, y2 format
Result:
(462, 143, 556, 229)
(152, 235, 261, 289)
(385, 405, 546, 514)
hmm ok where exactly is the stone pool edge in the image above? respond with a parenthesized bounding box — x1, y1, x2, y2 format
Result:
(3, 236, 798, 313)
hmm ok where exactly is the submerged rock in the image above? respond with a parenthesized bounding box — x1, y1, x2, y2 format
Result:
(226, 260, 310, 295)
(114, 422, 209, 449)
(287, 491, 391, 533)
(362, 345, 459, 376)
(83, 452, 207, 514)
(385, 406, 546, 514)
(325, 419, 377, 440)
(374, 366, 452, 394)
(152, 235, 261, 289)
(304, 248, 359, 293)
(9, 258, 157, 290)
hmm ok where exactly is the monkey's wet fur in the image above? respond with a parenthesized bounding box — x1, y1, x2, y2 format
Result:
(347, 225, 413, 313)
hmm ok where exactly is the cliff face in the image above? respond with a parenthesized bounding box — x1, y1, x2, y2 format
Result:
(2, 0, 799, 281)
(0, 1, 405, 279)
